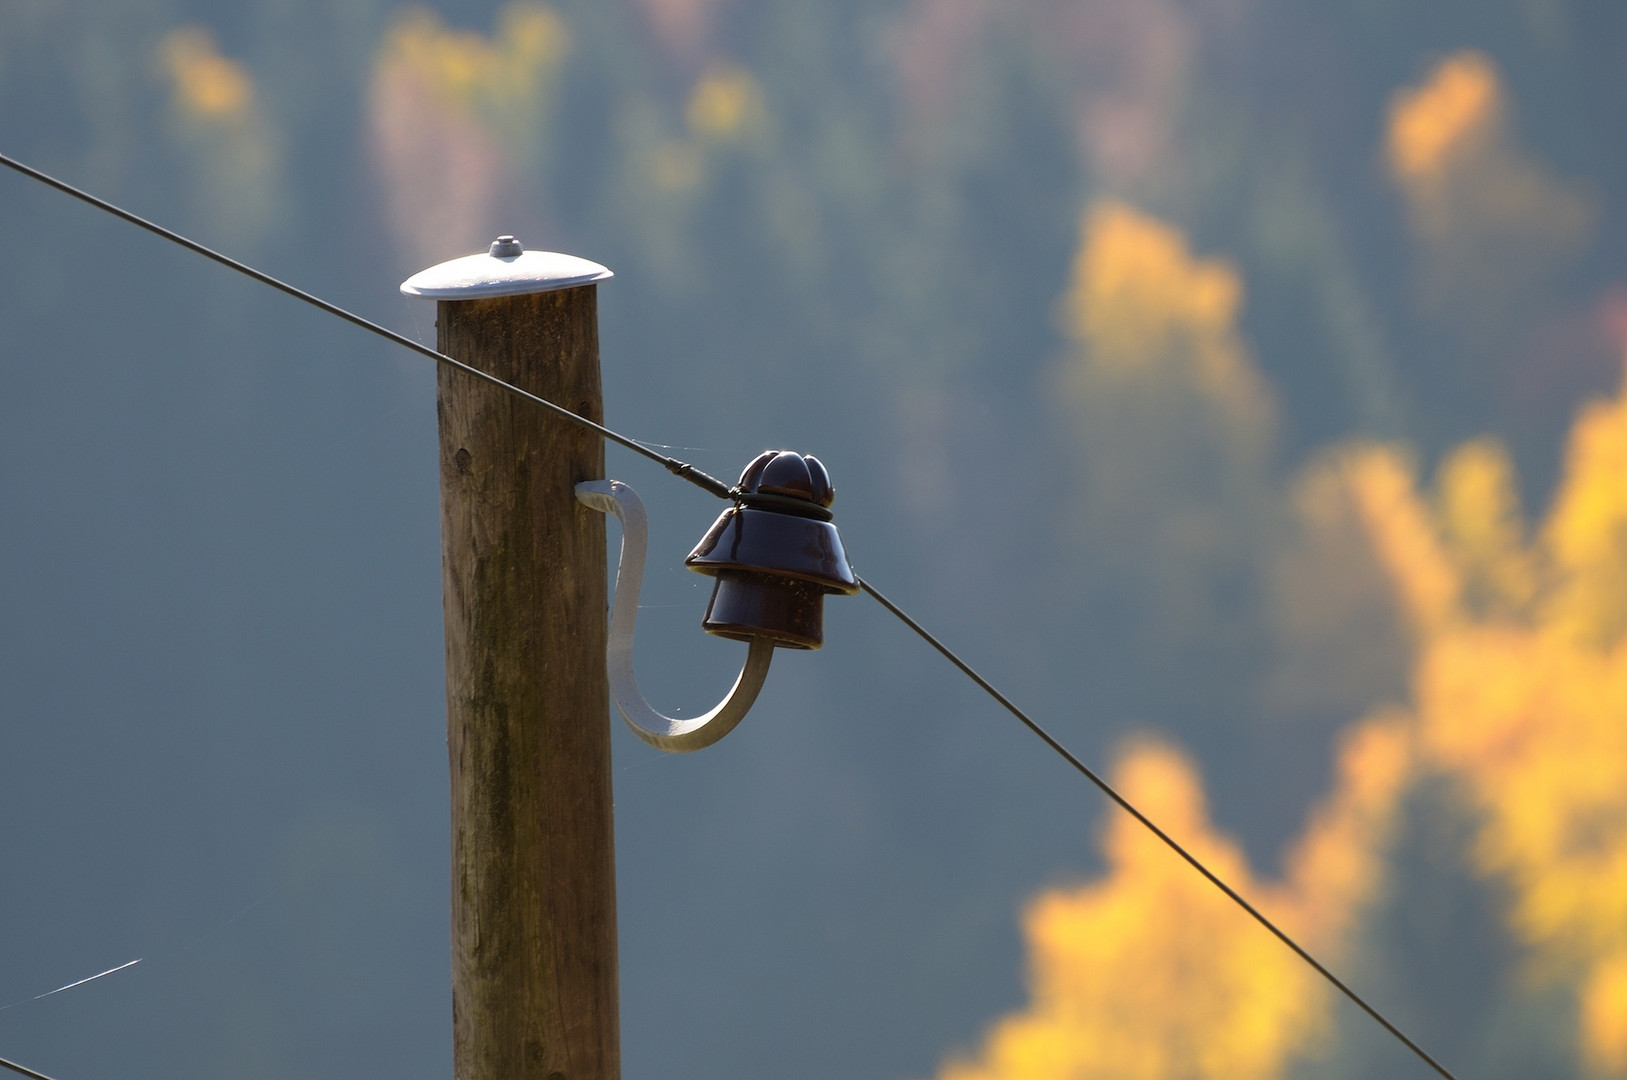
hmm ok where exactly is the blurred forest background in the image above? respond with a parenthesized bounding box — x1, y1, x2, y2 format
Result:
(4, 1, 1627, 1078)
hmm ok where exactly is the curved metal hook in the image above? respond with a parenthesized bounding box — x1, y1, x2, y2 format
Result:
(575, 479, 774, 752)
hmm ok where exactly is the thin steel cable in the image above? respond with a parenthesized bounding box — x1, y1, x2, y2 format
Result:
(0, 961, 141, 1014)
(856, 576, 1460, 1080)
(0, 152, 734, 501)
(3, 147, 1461, 1080)
(0, 1055, 59, 1080)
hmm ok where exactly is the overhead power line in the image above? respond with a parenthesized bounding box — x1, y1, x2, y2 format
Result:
(0, 154, 733, 501)
(0, 152, 1461, 1080)
(1, 1054, 60, 1080)
(858, 576, 1459, 1080)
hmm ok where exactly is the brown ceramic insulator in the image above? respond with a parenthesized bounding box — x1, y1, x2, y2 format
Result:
(686, 450, 858, 650)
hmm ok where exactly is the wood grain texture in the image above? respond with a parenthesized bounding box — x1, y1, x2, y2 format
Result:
(436, 287, 617, 1080)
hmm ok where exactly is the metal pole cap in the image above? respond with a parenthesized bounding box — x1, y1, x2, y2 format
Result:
(400, 236, 613, 300)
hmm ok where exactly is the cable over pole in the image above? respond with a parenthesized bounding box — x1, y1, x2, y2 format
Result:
(0, 152, 733, 501)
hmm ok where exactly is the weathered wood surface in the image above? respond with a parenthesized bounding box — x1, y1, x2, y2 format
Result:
(436, 286, 617, 1080)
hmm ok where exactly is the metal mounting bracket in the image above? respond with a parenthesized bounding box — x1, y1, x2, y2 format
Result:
(575, 479, 774, 752)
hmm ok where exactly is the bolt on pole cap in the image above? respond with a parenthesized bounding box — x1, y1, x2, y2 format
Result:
(400, 235, 613, 300)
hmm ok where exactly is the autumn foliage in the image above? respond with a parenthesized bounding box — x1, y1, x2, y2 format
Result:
(938, 51, 1627, 1080)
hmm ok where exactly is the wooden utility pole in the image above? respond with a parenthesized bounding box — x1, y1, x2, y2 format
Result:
(403, 239, 619, 1080)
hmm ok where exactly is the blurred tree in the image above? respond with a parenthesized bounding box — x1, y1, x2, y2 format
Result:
(368, 3, 570, 266)
(157, 26, 284, 246)
(938, 720, 1413, 1080)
